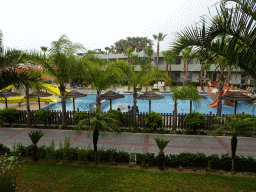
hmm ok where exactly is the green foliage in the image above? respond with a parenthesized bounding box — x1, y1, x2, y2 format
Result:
(107, 110, 125, 125)
(0, 143, 11, 156)
(144, 112, 163, 132)
(35, 109, 52, 121)
(154, 137, 170, 151)
(0, 108, 19, 125)
(73, 111, 89, 124)
(184, 112, 206, 134)
(28, 130, 45, 145)
(188, 81, 200, 87)
(210, 114, 256, 136)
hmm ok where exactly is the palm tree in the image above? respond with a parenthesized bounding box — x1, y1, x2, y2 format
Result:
(181, 47, 194, 86)
(82, 55, 122, 109)
(42, 34, 85, 126)
(144, 47, 154, 65)
(210, 114, 256, 174)
(124, 47, 134, 64)
(40, 46, 47, 60)
(114, 60, 170, 121)
(153, 33, 167, 69)
(162, 51, 174, 80)
(28, 130, 45, 162)
(76, 104, 121, 165)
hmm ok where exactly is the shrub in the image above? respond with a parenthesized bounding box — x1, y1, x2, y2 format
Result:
(144, 112, 163, 132)
(73, 111, 89, 124)
(107, 110, 125, 125)
(0, 108, 19, 125)
(0, 143, 11, 156)
(34, 109, 52, 128)
(184, 112, 206, 134)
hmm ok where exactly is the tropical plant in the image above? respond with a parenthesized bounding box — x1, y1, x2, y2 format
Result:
(73, 111, 89, 124)
(162, 51, 174, 80)
(41, 34, 85, 125)
(107, 110, 125, 125)
(114, 60, 170, 120)
(82, 55, 122, 109)
(76, 103, 121, 165)
(184, 112, 206, 135)
(144, 112, 163, 132)
(40, 46, 47, 60)
(144, 47, 154, 64)
(182, 85, 201, 113)
(34, 109, 52, 128)
(181, 46, 195, 86)
(210, 113, 256, 174)
(28, 130, 45, 162)
(154, 137, 170, 170)
(0, 108, 19, 125)
(153, 33, 167, 69)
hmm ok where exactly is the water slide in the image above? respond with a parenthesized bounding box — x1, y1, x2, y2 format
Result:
(208, 99, 218, 107)
(41, 83, 71, 97)
(0, 96, 26, 104)
(29, 97, 57, 103)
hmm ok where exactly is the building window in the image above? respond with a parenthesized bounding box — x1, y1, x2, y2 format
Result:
(174, 57, 181, 64)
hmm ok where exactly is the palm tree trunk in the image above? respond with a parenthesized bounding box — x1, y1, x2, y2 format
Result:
(133, 88, 137, 122)
(200, 63, 204, 91)
(96, 90, 101, 109)
(93, 128, 99, 165)
(169, 65, 172, 81)
(190, 100, 192, 113)
(217, 70, 224, 117)
(173, 100, 177, 132)
(156, 42, 159, 69)
(25, 85, 31, 128)
(228, 66, 231, 87)
(60, 85, 67, 126)
(183, 60, 186, 86)
(231, 135, 237, 174)
(32, 144, 38, 162)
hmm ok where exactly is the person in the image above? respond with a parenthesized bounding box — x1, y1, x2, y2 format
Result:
(128, 106, 132, 114)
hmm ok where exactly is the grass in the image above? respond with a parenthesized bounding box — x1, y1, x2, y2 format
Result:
(4, 159, 256, 192)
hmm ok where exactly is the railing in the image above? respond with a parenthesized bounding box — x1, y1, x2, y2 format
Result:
(14, 110, 227, 130)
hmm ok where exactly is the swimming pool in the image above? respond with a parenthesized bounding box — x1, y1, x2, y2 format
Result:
(44, 94, 256, 115)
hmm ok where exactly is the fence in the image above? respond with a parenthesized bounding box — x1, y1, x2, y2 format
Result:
(14, 110, 225, 130)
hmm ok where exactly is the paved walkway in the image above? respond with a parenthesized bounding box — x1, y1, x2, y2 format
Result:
(0, 128, 256, 159)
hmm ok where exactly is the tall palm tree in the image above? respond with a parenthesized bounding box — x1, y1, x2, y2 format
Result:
(144, 47, 154, 65)
(181, 47, 194, 86)
(210, 114, 256, 174)
(40, 46, 47, 60)
(82, 55, 122, 109)
(153, 33, 167, 69)
(124, 47, 134, 64)
(77, 104, 121, 165)
(42, 34, 85, 126)
(114, 60, 170, 121)
(162, 51, 174, 80)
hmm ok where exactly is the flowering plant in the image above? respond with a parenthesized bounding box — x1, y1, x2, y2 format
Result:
(0, 153, 23, 191)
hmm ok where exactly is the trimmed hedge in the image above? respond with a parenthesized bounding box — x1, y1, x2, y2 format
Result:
(1, 143, 255, 172)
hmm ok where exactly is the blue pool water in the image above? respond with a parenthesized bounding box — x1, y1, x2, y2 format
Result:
(44, 94, 256, 115)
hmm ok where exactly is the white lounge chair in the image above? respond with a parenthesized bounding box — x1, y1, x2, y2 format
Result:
(159, 86, 165, 93)
(141, 86, 147, 93)
(147, 86, 152, 92)
(165, 86, 171, 93)
(153, 84, 158, 89)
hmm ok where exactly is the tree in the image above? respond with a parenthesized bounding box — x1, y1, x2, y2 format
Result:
(82, 54, 122, 109)
(28, 130, 45, 162)
(124, 47, 134, 64)
(162, 51, 174, 80)
(181, 47, 195, 86)
(210, 114, 256, 174)
(114, 60, 170, 121)
(42, 34, 85, 126)
(144, 47, 154, 65)
(40, 46, 47, 60)
(153, 33, 167, 69)
(76, 104, 121, 165)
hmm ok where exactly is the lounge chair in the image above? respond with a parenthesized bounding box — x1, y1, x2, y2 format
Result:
(153, 84, 158, 89)
(165, 86, 171, 93)
(159, 86, 165, 93)
(141, 86, 146, 93)
(147, 86, 152, 92)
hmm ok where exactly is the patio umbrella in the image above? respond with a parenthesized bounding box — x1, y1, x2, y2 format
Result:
(0, 90, 22, 108)
(99, 91, 125, 110)
(137, 92, 165, 113)
(65, 90, 87, 112)
(28, 91, 53, 110)
(178, 75, 191, 82)
(222, 92, 253, 114)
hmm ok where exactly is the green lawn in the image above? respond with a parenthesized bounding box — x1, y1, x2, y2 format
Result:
(11, 160, 256, 192)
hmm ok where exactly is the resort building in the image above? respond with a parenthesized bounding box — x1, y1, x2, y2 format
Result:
(99, 52, 253, 85)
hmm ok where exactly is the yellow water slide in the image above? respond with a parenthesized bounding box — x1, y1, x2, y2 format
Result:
(41, 83, 71, 97)
(29, 97, 57, 103)
(0, 96, 26, 104)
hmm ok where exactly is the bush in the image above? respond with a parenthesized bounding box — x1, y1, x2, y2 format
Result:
(107, 110, 125, 125)
(188, 81, 200, 87)
(35, 109, 52, 127)
(0, 143, 11, 156)
(144, 112, 163, 132)
(73, 111, 89, 124)
(0, 108, 20, 125)
(184, 112, 206, 134)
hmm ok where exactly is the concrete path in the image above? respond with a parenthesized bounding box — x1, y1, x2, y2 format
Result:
(0, 128, 256, 159)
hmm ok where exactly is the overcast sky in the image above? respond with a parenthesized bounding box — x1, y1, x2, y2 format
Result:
(1, 0, 220, 53)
